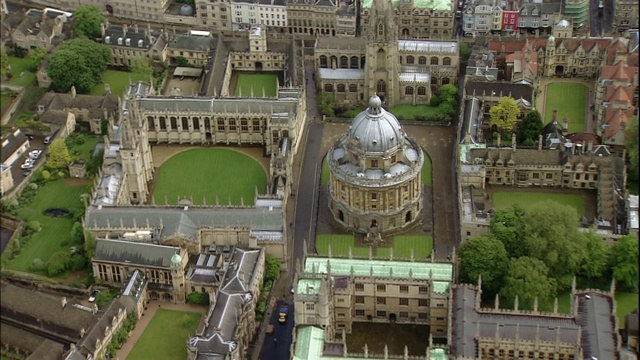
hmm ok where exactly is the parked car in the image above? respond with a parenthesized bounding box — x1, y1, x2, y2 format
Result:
(20, 160, 34, 169)
(29, 150, 42, 159)
(278, 306, 289, 323)
(22, 169, 32, 176)
(88, 290, 100, 303)
(44, 135, 52, 144)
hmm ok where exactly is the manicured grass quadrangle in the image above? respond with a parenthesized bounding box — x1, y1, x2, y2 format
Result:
(235, 74, 278, 97)
(5, 56, 37, 87)
(127, 309, 201, 360)
(544, 83, 587, 133)
(90, 70, 147, 97)
(492, 191, 585, 217)
(316, 235, 370, 257)
(153, 149, 267, 206)
(8, 180, 88, 272)
(315, 235, 433, 260)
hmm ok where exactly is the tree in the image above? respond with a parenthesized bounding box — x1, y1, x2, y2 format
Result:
(439, 84, 458, 106)
(84, 230, 97, 262)
(1, 47, 9, 76)
(459, 234, 509, 298)
(489, 97, 520, 135)
(47, 251, 70, 277)
(626, 116, 638, 184)
(30, 258, 46, 272)
(72, 6, 105, 39)
(69, 253, 87, 271)
(48, 38, 109, 93)
(500, 257, 556, 310)
(579, 231, 610, 279)
(318, 91, 336, 117)
(489, 205, 528, 258)
(517, 110, 543, 145)
(187, 292, 210, 305)
(131, 56, 154, 79)
(71, 222, 85, 245)
(46, 138, 72, 169)
(265, 255, 281, 282)
(520, 202, 586, 289)
(27, 47, 46, 71)
(610, 235, 639, 291)
(175, 56, 192, 67)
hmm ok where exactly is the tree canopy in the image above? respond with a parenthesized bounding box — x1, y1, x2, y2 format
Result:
(489, 205, 528, 258)
(610, 235, 639, 291)
(459, 234, 509, 298)
(28, 47, 47, 71)
(517, 110, 543, 145)
(500, 257, 556, 310)
(1, 47, 9, 76)
(579, 230, 611, 279)
(48, 38, 109, 93)
(626, 116, 638, 185)
(72, 6, 106, 39)
(490, 97, 520, 135)
(131, 56, 154, 80)
(46, 138, 72, 169)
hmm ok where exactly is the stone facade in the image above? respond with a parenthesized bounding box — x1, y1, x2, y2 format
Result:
(361, 0, 455, 40)
(614, 0, 639, 29)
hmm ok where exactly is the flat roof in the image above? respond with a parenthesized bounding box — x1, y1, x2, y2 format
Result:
(296, 279, 321, 296)
(319, 68, 365, 80)
(174, 67, 203, 77)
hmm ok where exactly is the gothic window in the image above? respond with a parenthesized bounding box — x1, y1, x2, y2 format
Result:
(443, 57, 451, 65)
(147, 116, 155, 130)
(283, 130, 289, 138)
(330, 55, 338, 68)
(252, 119, 261, 131)
(193, 117, 200, 130)
(399, 56, 403, 64)
(229, 119, 237, 131)
(159, 117, 166, 130)
(350, 56, 359, 68)
(337, 84, 345, 92)
(272, 130, 280, 143)
(217, 119, 225, 131)
(417, 86, 426, 95)
(349, 84, 358, 92)
(431, 57, 439, 65)
(419, 56, 426, 64)
(170, 117, 178, 130)
(181, 117, 189, 129)
(377, 80, 386, 93)
(377, 22, 384, 37)
(204, 117, 211, 129)
(241, 119, 249, 132)
(320, 55, 328, 68)
(406, 56, 414, 64)
(405, 87, 413, 95)
(324, 84, 334, 92)
(442, 77, 450, 85)
(340, 56, 348, 68)
(376, 49, 386, 69)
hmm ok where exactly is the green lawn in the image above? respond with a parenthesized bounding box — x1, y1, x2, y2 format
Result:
(377, 236, 433, 260)
(67, 135, 101, 161)
(321, 157, 330, 185)
(235, 74, 278, 98)
(316, 234, 372, 257)
(153, 149, 267, 206)
(421, 155, 432, 186)
(492, 192, 585, 217)
(0, 94, 13, 118)
(7, 180, 89, 272)
(615, 292, 639, 328)
(127, 309, 202, 360)
(388, 105, 441, 121)
(90, 70, 147, 97)
(544, 83, 587, 133)
(5, 56, 37, 87)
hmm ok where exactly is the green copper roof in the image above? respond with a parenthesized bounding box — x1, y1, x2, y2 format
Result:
(430, 348, 449, 360)
(304, 257, 453, 288)
(296, 279, 322, 295)
(362, 0, 452, 11)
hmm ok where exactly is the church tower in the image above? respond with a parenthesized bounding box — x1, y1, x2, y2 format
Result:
(170, 252, 186, 303)
(364, 0, 400, 107)
(120, 99, 153, 204)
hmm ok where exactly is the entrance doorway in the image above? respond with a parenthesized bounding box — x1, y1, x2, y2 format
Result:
(255, 62, 263, 71)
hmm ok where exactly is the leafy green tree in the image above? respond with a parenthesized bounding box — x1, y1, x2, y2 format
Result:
(175, 56, 192, 67)
(48, 38, 109, 93)
(489, 97, 520, 135)
(84, 230, 97, 262)
(610, 235, 639, 291)
(46, 138, 72, 169)
(0, 47, 8, 76)
(318, 91, 336, 117)
(459, 234, 509, 298)
(517, 110, 543, 145)
(459, 41, 471, 62)
(265, 255, 281, 282)
(71, 222, 85, 245)
(30, 258, 46, 272)
(95, 289, 118, 309)
(500, 257, 556, 310)
(626, 116, 638, 184)
(187, 292, 210, 305)
(489, 205, 528, 258)
(579, 231, 610, 279)
(72, 6, 106, 39)
(131, 56, 154, 79)
(27, 47, 47, 71)
(47, 251, 70, 277)
(439, 84, 458, 106)
(69, 253, 87, 271)
(520, 202, 586, 289)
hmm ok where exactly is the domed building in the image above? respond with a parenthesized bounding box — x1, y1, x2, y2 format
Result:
(327, 95, 424, 235)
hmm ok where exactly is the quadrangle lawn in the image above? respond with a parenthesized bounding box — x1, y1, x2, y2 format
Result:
(7, 180, 89, 272)
(5, 56, 37, 87)
(315, 234, 433, 260)
(388, 105, 441, 121)
(153, 149, 267, 206)
(492, 191, 585, 217)
(127, 309, 201, 360)
(235, 74, 278, 97)
(67, 135, 101, 161)
(544, 83, 587, 133)
(90, 70, 147, 97)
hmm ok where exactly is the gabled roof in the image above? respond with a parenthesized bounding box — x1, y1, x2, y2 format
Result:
(1, 128, 29, 164)
(78, 297, 135, 355)
(600, 61, 638, 82)
(605, 85, 635, 103)
(94, 239, 178, 268)
(604, 107, 635, 139)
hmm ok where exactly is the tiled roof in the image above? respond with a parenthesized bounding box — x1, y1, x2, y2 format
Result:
(1, 128, 29, 164)
(605, 85, 635, 103)
(604, 107, 635, 139)
(600, 61, 638, 82)
(464, 81, 533, 103)
(94, 239, 178, 268)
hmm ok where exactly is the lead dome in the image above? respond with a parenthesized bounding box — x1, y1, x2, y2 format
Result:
(348, 95, 404, 155)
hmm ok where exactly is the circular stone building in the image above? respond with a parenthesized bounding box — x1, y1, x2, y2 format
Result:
(327, 95, 424, 235)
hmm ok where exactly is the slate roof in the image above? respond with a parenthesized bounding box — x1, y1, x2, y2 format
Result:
(93, 239, 178, 268)
(464, 81, 533, 103)
(315, 37, 365, 51)
(38, 92, 120, 120)
(576, 291, 619, 360)
(137, 96, 300, 117)
(103, 24, 159, 50)
(78, 297, 136, 355)
(84, 206, 283, 240)
(26, 339, 65, 360)
(169, 34, 217, 52)
(1, 128, 29, 164)
(460, 97, 483, 144)
(1, 323, 50, 355)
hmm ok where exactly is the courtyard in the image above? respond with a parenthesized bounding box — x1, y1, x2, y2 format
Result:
(346, 322, 431, 356)
(151, 148, 267, 206)
(90, 70, 147, 97)
(487, 187, 596, 219)
(234, 73, 279, 97)
(543, 82, 587, 132)
(315, 234, 433, 260)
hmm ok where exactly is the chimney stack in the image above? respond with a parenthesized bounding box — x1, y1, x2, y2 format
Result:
(538, 134, 543, 150)
(512, 133, 516, 151)
(61, 297, 67, 308)
(552, 109, 558, 122)
(587, 140, 593, 152)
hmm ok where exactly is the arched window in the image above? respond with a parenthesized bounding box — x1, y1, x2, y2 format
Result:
(431, 57, 439, 65)
(193, 117, 200, 130)
(442, 77, 450, 85)
(376, 49, 386, 69)
(419, 56, 426, 64)
(417, 87, 426, 95)
(159, 117, 166, 130)
(350, 56, 359, 68)
(324, 84, 334, 92)
(330, 56, 338, 68)
(170, 117, 178, 130)
(405, 87, 414, 95)
(147, 116, 155, 130)
(406, 56, 414, 64)
(204, 117, 211, 129)
(320, 55, 328, 68)
(340, 56, 348, 68)
(337, 84, 345, 92)
(433, 29, 438, 34)
(443, 57, 451, 65)
(377, 80, 386, 93)
(181, 117, 189, 129)
(361, 57, 366, 67)
(399, 56, 403, 64)
(349, 84, 358, 92)
(378, 23, 384, 37)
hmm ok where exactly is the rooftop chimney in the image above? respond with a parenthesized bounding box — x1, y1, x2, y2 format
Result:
(61, 297, 67, 308)
(552, 109, 558, 122)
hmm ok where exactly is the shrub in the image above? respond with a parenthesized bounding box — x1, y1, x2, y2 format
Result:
(41, 169, 51, 180)
(265, 255, 281, 282)
(27, 220, 41, 234)
(71, 222, 85, 245)
(430, 94, 441, 107)
(57, 171, 65, 178)
(30, 258, 46, 272)
(69, 253, 87, 271)
(96, 288, 119, 309)
(46, 251, 70, 277)
(187, 292, 210, 306)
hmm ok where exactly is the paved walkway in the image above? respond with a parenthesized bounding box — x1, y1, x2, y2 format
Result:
(116, 301, 207, 360)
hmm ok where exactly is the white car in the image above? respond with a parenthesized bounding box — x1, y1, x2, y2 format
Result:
(21, 160, 34, 169)
(29, 150, 42, 159)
